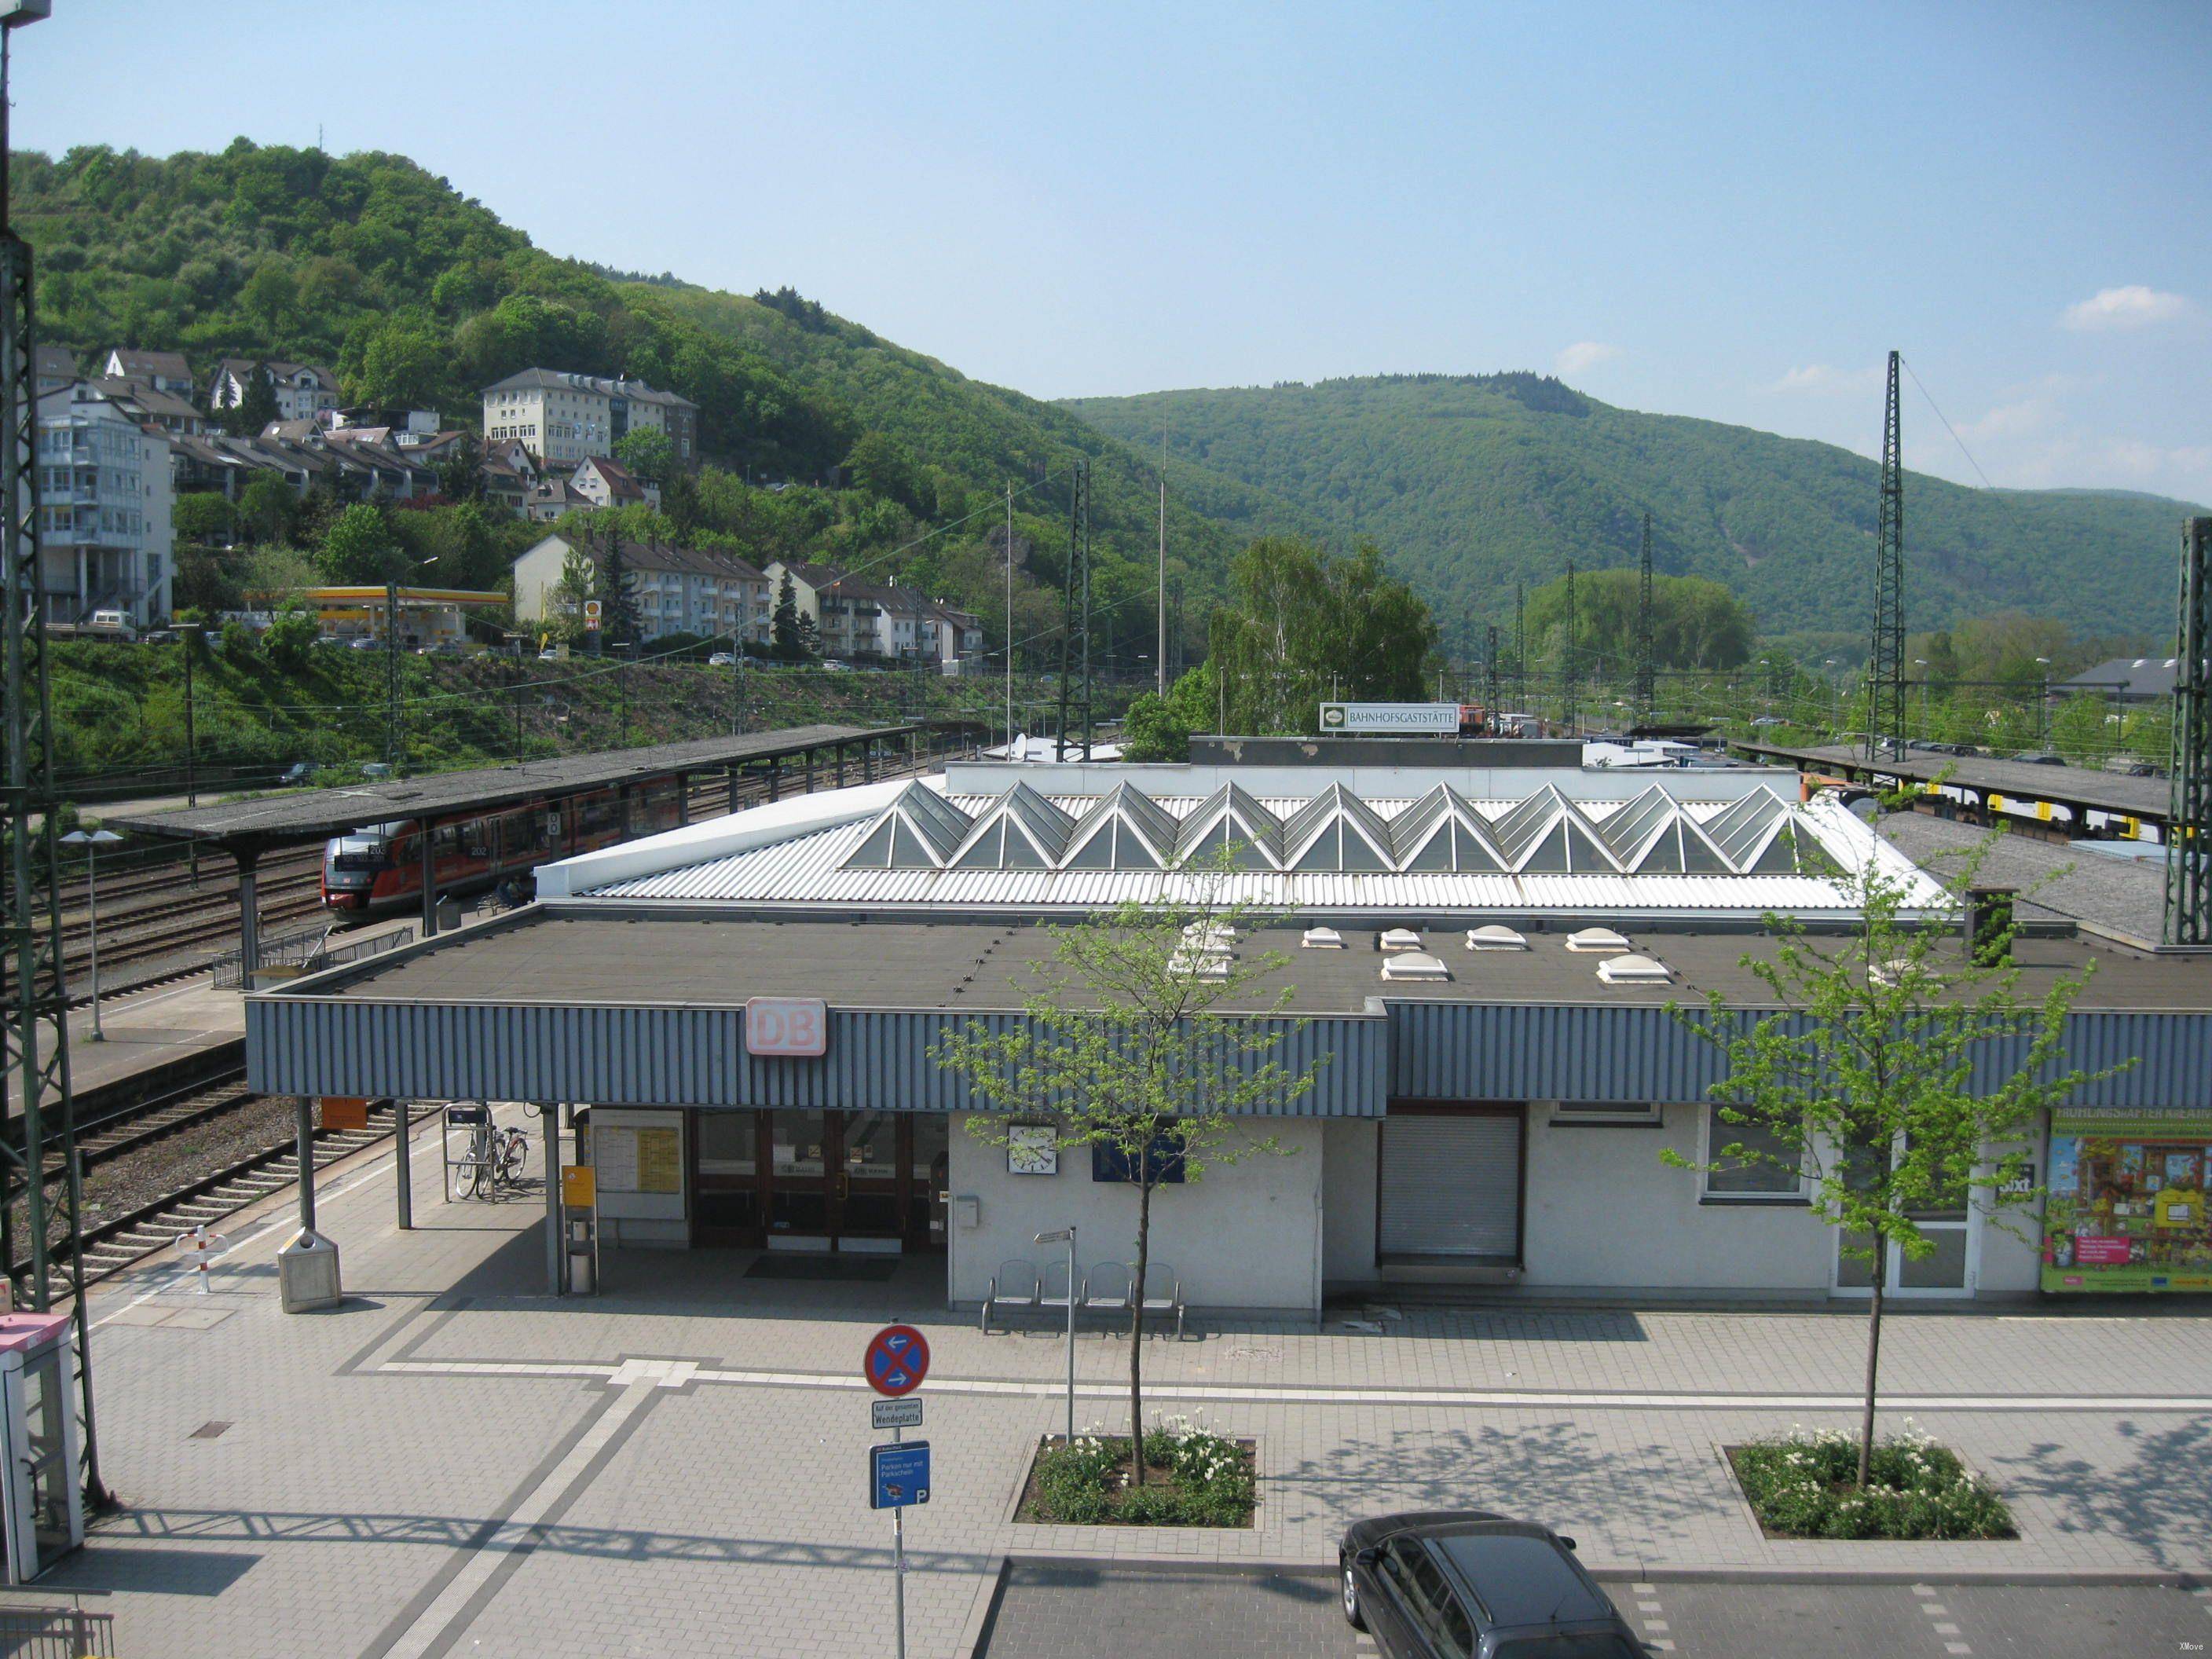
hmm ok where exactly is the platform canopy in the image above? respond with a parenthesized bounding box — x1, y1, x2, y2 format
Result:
(104, 725, 910, 853)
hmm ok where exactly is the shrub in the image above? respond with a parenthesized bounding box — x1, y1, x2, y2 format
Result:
(1021, 1415, 1255, 1529)
(1731, 1422, 2014, 1541)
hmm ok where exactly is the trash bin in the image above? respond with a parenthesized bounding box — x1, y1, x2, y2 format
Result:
(435, 895, 463, 932)
(277, 1228, 342, 1313)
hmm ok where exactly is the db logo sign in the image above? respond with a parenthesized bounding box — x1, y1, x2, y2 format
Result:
(746, 997, 827, 1057)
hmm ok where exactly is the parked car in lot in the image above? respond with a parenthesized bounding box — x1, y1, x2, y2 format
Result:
(819, 658, 851, 672)
(279, 761, 320, 787)
(1339, 1511, 1644, 1657)
(350, 636, 381, 651)
(706, 652, 737, 667)
(2011, 750, 2067, 765)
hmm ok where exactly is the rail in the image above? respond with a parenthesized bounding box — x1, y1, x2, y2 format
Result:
(0, 1606, 115, 1657)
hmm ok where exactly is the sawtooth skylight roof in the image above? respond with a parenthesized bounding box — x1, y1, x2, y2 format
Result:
(843, 782, 974, 869)
(1061, 781, 1181, 870)
(1175, 782, 1287, 870)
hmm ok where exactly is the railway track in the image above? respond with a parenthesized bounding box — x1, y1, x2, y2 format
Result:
(71, 1104, 397, 1286)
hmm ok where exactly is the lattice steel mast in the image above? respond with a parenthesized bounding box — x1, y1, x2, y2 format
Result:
(0, 9, 104, 1508)
(1484, 624, 1501, 724)
(1867, 350, 1905, 760)
(1634, 511, 1656, 721)
(2167, 516, 2212, 946)
(1053, 460, 1090, 760)
(1561, 560, 1577, 731)
(1513, 582, 1526, 715)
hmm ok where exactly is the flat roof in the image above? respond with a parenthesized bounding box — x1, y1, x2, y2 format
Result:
(104, 726, 910, 850)
(302, 910, 2212, 1015)
(1735, 739, 2171, 818)
(1877, 812, 2174, 950)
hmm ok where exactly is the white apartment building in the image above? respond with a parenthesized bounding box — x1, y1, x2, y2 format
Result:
(36, 384, 174, 627)
(512, 533, 771, 646)
(481, 370, 701, 470)
(764, 561, 980, 663)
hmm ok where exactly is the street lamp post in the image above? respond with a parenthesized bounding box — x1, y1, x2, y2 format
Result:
(59, 829, 123, 1042)
(386, 552, 437, 770)
(2034, 656, 2053, 749)
(1823, 659, 1839, 737)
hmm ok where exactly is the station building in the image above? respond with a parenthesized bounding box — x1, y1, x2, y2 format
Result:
(244, 750, 2212, 1314)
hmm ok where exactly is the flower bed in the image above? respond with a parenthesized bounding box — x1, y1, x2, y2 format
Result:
(1728, 1423, 2015, 1540)
(1016, 1417, 1256, 1528)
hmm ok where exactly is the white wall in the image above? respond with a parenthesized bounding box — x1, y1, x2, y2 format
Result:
(947, 1113, 1326, 1317)
(1521, 1104, 1836, 1292)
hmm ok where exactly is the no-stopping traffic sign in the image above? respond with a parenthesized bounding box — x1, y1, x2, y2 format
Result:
(864, 1324, 930, 1397)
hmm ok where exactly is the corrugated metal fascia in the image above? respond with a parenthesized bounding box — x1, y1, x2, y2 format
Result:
(247, 997, 1386, 1117)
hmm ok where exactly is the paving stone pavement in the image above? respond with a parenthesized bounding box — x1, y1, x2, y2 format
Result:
(40, 1114, 2212, 1658)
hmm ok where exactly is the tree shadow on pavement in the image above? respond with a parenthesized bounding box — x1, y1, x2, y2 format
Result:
(1989, 1418, 2212, 1571)
(1276, 1417, 1726, 1557)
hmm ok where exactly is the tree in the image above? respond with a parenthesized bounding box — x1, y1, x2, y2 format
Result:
(613, 428, 676, 484)
(321, 503, 396, 584)
(796, 611, 822, 659)
(1667, 840, 2120, 1487)
(771, 571, 806, 661)
(240, 257, 296, 332)
(1205, 536, 1437, 734)
(173, 492, 237, 548)
(219, 365, 281, 438)
(932, 864, 1325, 1481)
(598, 523, 642, 646)
(353, 318, 448, 408)
(435, 432, 483, 504)
(1121, 662, 1219, 762)
(262, 602, 319, 669)
(236, 474, 297, 545)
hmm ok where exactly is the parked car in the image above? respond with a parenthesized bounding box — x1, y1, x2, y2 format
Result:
(706, 652, 737, 667)
(360, 761, 394, 780)
(142, 628, 178, 645)
(279, 762, 320, 787)
(2011, 750, 2067, 765)
(350, 636, 381, 651)
(819, 658, 851, 672)
(1339, 1512, 1643, 1658)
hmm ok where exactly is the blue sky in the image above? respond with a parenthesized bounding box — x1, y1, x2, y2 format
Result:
(17, 1, 2210, 501)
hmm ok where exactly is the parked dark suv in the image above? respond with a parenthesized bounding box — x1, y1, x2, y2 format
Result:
(1340, 1511, 1644, 1657)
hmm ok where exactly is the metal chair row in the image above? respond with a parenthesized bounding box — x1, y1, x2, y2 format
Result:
(980, 1258, 1185, 1337)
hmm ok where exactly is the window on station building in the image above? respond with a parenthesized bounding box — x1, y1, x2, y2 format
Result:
(1702, 1105, 1807, 1200)
(1549, 1100, 1661, 1126)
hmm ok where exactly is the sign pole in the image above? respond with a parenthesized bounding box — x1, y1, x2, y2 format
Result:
(892, 1417, 906, 1659)
(1036, 1226, 1076, 1445)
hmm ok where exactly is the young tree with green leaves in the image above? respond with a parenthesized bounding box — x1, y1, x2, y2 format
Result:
(320, 502, 396, 584)
(613, 427, 676, 484)
(932, 866, 1327, 1482)
(1668, 842, 2121, 1487)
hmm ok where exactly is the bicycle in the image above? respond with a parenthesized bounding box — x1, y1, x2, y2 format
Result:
(452, 1117, 531, 1198)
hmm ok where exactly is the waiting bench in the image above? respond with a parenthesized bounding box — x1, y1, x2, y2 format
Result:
(981, 1259, 1184, 1338)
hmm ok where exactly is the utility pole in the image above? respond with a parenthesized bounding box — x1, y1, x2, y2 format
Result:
(1867, 349, 1906, 762)
(1485, 624, 1501, 723)
(2167, 517, 2212, 945)
(1562, 561, 1578, 733)
(1635, 511, 1656, 722)
(1157, 435, 1168, 697)
(385, 571, 402, 768)
(0, 2, 104, 1510)
(1003, 482, 1014, 749)
(1513, 582, 1526, 717)
(1054, 461, 1090, 760)
(1080, 470, 1093, 760)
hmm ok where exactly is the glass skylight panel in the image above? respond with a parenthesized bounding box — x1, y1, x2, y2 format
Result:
(1280, 787, 1341, 859)
(1302, 926, 1346, 948)
(1566, 927, 1632, 952)
(891, 782, 973, 862)
(1591, 786, 1675, 863)
(1291, 822, 1342, 872)
(1379, 927, 1423, 951)
(1597, 953, 1671, 983)
(1485, 785, 1569, 866)
(845, 817, 897, 869)
(1702, 790, 1788, 868)
(1518, 822, 1570, 873)
(1380, 951, 1450, 981)
(997, 782, 1076, 862)
(950, 822, 1005, 869)
(1387, 786, 1454, 863)
(1466, 925, 1528, 950)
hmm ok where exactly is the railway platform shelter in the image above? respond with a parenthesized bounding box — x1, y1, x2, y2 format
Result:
(1732, 738, 2173, 843)
(104, 724, 923, 975)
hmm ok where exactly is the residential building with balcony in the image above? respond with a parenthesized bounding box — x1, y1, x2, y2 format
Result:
(35, 383, 174, 627)
(99, 348, 194, 399)
(763, 561, 972, 663)
(208, 358, 342, 424)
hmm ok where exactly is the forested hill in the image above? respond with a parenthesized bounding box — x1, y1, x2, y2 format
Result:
(1066, 374, 2203, 649)
(9, 141, 1293, 657)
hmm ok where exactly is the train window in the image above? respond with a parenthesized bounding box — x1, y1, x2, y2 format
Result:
(462, 821, 492, 859)
(434, 825, 460, 857)
(540, 808, 562, 850)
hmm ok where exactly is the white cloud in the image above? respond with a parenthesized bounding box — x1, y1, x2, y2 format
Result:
(1957, 395, 2056, 441)
(1770, 363, 1884, 396)
(1554, 341, 1620, 377)
(2060, 285, 2193, 331)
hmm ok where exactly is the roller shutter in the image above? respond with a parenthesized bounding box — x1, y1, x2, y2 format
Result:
(1378, 1111, 1522, 1258)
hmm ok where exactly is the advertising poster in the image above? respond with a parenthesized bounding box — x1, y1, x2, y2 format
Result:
(2042, 1109, 2212, 1293)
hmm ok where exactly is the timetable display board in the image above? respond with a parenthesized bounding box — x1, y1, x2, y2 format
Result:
(584, 1109, 687, 1225)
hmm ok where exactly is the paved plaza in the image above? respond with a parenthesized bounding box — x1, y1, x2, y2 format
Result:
(16, 1112, 2212, 1657)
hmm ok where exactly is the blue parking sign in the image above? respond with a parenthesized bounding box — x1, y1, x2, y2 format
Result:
(870, 1440, 931, 1510)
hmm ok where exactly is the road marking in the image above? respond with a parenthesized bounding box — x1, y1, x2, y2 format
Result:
(1634, 1583, 1674, 1653)
(1914, 1584, 1971, 1657)
(368, 1353, 2212, 1413)
(379, 1377, 658, 1659)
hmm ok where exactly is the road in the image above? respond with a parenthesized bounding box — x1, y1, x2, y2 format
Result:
(976, 1562, 2212, 1658)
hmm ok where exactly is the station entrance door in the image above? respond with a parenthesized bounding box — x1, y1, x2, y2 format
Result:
(692, 1109, 947, 1252)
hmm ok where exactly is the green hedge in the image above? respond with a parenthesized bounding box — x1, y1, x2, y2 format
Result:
(1730, 1424, 2014, 1540)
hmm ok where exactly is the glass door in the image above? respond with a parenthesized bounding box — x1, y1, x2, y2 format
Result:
(693, 1111, 760, 1245)
(1833, 1135, 1976, 1298)
(767, 1109, 834, 1248)
(837, 1111, 906, 1252)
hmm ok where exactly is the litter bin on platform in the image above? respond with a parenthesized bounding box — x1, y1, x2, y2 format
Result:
(278, 1229, 342, 1313)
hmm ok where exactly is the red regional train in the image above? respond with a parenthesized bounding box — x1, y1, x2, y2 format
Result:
(321, 778, 686, 913)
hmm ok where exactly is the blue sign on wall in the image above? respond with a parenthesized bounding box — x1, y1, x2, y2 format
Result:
(870, 1440, 931, 1510)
